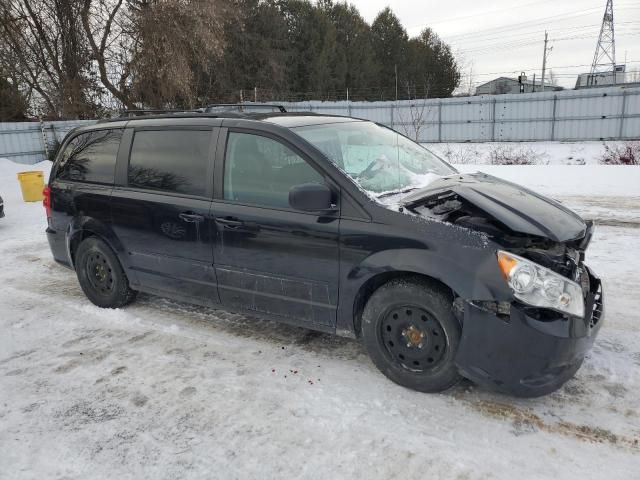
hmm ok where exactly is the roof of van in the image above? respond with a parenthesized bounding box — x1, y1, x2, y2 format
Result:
(93, 112, 365, 129)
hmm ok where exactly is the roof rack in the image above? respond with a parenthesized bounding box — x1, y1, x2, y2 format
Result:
(202, 104, 287, 113)
(119, 108, 198, 117)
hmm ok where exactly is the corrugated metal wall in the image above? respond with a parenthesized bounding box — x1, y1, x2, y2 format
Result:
(0, 120, 96, 164)
(276, 85, 640, 143)
(1, 86, 638, 165)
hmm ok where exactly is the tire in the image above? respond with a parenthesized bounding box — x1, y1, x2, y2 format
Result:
(361, 277, 461, 393)
(75, 236, 137, 308)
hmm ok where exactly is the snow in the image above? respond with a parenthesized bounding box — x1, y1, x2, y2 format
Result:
(1, 156, 640, 479)
(455, 164, 640, 197)
(426, 141, 625, 166)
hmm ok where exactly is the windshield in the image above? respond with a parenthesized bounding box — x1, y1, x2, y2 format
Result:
(293, 121, 457, 197)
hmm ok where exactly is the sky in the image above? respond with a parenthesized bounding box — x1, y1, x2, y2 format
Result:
(346, 0, 640, 91)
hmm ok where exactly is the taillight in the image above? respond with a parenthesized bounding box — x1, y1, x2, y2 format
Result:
(43, 186, 52, 218)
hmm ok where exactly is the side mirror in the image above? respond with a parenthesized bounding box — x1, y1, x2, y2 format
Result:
(289, 183, 336, 212)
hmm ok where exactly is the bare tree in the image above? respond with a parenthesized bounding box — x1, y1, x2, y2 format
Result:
(127, 0, 227, 108)
(80, 0, 136, 110)
(0, 0, 97, 118)
(2, 0, 228, 115)
(395, 77, 436, 142)
(452, 54, 475, 96)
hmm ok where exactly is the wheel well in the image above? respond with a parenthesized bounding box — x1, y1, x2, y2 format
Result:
(352, 272, 455, 337)
(69, 230, 97, 266)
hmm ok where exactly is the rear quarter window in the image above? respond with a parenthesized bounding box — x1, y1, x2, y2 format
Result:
(56, 129, 122, 184)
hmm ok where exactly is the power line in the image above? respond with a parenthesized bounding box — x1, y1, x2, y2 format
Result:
(449, 22, 636, 48)
(404, 0, 561, 30)
(442, 2, 640, 41)
(442, 7, 605, 41)
(407, 0, 639, 33)
(452, 26, 640, 58)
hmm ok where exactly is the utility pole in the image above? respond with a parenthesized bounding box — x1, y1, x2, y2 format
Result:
(590, 0, 616, 84)
(541, 31, 549, 92)
(254, 87, 257, 103)
(395, 64, 398, 101)
(532, 73, 536, 92)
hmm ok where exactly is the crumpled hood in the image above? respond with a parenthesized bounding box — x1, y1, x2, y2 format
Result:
(402, 172, 587, 242)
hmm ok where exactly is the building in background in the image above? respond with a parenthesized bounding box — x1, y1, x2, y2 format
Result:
(475, 77, 563, 95)
(575, 65, 627, 89)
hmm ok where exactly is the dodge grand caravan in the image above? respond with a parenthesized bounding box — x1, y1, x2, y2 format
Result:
(45, 107, 604, 397)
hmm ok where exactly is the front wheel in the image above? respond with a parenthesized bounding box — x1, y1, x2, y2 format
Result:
(361, 277, 461, 393)
(75, 237, 137, 308)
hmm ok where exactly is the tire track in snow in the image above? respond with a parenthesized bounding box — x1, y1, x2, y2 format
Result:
(555, 195, 640, 228)
(463, 398, 640, 452)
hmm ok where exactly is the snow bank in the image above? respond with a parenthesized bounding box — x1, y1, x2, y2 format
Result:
(455, 164, 640, 197)
(426, 141, 624, 166)
(0, 158, 51, 222)
(0, 157, 52, 195)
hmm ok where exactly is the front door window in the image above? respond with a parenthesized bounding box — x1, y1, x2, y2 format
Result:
(224, 132, 324, 208)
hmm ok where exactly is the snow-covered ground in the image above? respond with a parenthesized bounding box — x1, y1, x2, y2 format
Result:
(1, 157, 639, 479)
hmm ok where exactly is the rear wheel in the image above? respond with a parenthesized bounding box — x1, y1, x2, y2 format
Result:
(361, 277, 461, 393)
(75, 237, 137, 308)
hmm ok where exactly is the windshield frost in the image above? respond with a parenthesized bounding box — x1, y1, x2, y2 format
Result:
(294, 121, 456, 197)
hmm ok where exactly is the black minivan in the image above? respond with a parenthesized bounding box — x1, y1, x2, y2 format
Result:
(45, 109, 604, 397)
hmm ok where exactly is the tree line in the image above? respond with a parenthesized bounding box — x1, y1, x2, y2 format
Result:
(0, 0, 461, 120)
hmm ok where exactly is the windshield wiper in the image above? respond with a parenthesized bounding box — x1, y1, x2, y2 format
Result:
(377, 187, 420, 199)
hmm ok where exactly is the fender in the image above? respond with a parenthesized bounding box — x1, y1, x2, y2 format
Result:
(335, 245, 514, 337)
(66, 216, 137, 284)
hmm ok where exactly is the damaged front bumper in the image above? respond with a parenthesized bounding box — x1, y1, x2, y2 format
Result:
(455, 266, 604, 397)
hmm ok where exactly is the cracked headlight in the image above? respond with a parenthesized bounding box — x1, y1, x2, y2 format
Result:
(497, 250, 584, 317)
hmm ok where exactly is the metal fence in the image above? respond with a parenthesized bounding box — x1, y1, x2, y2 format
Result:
(1, 85, 639, 164)
(276, 85, 640, 143)
(0, 120, 96, 164)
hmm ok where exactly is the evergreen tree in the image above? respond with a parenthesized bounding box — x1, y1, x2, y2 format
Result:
(371, 7, 409, 100)
(279, 0, 340, 99)
(215, 0, 291, 101)
(406, 28, 460, 98)
(327, 2, 377, 100)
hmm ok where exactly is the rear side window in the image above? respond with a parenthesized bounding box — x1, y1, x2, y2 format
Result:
(56, 129, 122, 184)
(128, 130, 210, 197)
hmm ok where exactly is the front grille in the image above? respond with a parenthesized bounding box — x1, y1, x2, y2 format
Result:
(590, 284, 603, 329)
(577, 264, 603, 330)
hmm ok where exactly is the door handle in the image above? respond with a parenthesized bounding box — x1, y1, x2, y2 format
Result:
(179, 212, 204, 223)
(215, 217, 244, 229)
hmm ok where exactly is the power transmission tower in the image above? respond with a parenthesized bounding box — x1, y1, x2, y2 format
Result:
(590, 0, 616, 84)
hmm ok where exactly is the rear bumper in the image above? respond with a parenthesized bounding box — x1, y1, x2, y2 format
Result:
(456, 267, 603, 397)
(46, 227, 72, 269)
